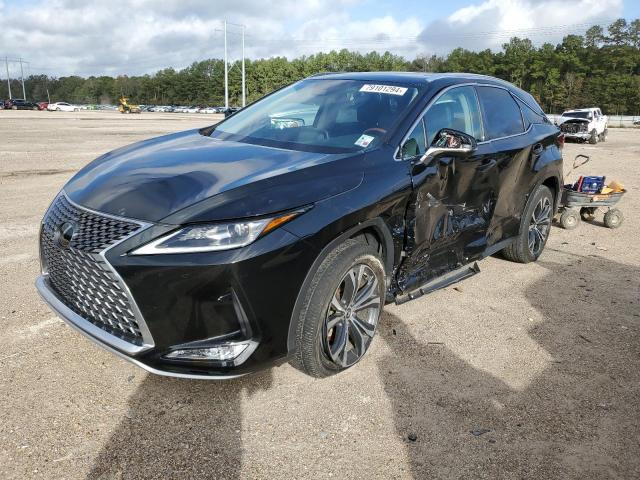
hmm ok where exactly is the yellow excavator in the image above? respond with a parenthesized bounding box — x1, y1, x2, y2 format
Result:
(118, 96, 141, 114)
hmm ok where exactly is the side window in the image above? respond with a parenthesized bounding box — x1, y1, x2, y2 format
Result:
(477, 86, 524, 139)
(401, 118, 426, 158)
(424, 86, 483, 145)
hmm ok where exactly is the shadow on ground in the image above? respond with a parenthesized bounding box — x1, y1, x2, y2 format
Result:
(378, 250, 639, 479)
(88, 370, 273, 479)
(87, 251, 639, 479)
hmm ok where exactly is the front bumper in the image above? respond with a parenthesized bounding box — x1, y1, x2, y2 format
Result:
(36, 276, 243, 379)
(36, 193, 319, 379)
(562, 132, 590, 140)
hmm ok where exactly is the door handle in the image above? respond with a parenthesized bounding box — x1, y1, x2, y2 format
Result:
(532, 143, 544, 156)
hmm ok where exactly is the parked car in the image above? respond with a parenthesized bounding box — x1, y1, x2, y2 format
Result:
(47, 102, 79, 112)
(37, 102, 49, 110)
(557, 107, 608, 144)
(223, 106, 241, 117)
(5, 98, 39, 110)
(200, 107, 219, 114)
(36, 72, 563, 380)
(0, 99, 4, 110)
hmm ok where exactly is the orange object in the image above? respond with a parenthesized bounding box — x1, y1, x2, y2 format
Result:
(608, 180, 625, 193)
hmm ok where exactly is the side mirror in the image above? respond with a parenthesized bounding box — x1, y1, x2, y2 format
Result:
(419, 128, 477, 164)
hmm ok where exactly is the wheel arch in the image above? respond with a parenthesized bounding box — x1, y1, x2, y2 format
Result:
(542, 175, 561, 210)
(286, 218, 395, 354)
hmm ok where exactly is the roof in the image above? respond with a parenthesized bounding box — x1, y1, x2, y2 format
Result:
(309, 71, 513, 87)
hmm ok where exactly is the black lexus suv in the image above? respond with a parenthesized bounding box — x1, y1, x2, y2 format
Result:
(37, 73, 563, 379)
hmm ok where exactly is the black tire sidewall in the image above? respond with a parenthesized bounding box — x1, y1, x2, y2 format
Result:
(517, 185, 554, 261)
(293, 239, 385, 378)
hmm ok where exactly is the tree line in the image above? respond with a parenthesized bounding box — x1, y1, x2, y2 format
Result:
(1, 18, 639, 115)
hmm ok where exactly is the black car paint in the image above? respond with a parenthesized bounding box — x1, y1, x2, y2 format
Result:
(43, 73, 563, 377)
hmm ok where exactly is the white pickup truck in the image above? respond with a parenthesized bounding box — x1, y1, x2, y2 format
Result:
(557, 107, 608, 144)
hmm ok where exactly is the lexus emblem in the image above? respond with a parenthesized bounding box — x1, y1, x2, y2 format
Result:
(55, 222, 76, 248)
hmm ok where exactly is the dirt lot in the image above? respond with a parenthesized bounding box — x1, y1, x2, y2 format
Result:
(1, 110, 638, 479)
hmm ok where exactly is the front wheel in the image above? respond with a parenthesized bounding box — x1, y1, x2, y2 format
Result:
(290, 237, 385, 378)
(589, 129, 598, 144)
(502, 185, 553, 263)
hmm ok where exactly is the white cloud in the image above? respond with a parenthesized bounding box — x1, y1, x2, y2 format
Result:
(0, 0, 626, 77)
(419, 0, 623, 53)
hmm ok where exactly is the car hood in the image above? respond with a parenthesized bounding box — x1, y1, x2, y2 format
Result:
(64, 129, 364, 224)
(558, 117, 591, 124)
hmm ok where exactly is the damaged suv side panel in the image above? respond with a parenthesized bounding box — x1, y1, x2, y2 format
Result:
(393, 82, 562, 296)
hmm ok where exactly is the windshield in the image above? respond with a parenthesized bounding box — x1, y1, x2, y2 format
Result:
(562, 111, 592, 119)
(209, 79, 423, 153)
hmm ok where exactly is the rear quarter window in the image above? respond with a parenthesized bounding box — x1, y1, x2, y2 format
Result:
(477, 86, 524, 139)
(515, 97, 548, 127)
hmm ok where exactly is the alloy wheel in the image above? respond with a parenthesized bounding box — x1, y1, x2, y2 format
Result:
(323, 263, 382, 368)
(528, 196, 551, 256)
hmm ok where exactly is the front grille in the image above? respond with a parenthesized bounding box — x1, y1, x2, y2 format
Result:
(40, 194, 146, 344)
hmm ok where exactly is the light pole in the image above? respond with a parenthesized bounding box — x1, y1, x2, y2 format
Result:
(241, 25, 246, 107)
(19, 58, 26, 100)
(5, 57, 11, 99)
(224, 20, 228, 110)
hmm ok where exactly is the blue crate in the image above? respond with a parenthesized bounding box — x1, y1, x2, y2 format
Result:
(579, 176, 605, 193)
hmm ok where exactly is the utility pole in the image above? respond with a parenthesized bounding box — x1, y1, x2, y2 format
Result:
(224, 20, 229, 110)
(19, 58, 26, 100)
(241, 25, 246, 107)
(5, 57, 11, 99)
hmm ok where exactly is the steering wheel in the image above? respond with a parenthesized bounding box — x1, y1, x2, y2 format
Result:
(362, 127, 387, 137)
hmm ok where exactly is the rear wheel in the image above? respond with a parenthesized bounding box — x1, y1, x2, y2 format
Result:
(580, 207, 597, 221)
(502, 185, 553, 263)
(291, 237, 385, 378)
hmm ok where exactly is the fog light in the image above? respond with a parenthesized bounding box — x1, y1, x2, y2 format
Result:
(164, 343, 249, 361)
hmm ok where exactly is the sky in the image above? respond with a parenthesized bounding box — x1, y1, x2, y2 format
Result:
(1, 0, 638, 77)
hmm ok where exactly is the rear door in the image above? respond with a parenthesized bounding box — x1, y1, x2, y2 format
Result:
(475, 86, 539, 240)
(397, 85, 500, 293)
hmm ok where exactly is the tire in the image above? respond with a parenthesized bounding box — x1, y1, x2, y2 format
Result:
(589, 129, 598, 144)
(603, 208, 623, 229)
(601, 129, 608, 142)
(502, 185, 553, 263)
(580, 207, 597, 221)
(56, 107, 60, 111)
(290, 237, 385, 378)
(560, 208, 580, 230)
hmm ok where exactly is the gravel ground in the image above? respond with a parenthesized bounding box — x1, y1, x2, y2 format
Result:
(0, 110, 638, 479)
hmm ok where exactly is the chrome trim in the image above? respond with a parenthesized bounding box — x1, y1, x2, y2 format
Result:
(41, 192, 155, 351)
(395, 82, 533, 160)
(36, 277, 243, 380)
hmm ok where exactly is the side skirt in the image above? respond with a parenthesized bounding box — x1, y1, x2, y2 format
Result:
(393, 236, 516, 306)
(395, 262, 480, 305)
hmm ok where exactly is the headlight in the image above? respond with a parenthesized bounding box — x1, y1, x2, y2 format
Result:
(132, 211, 302, 255)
